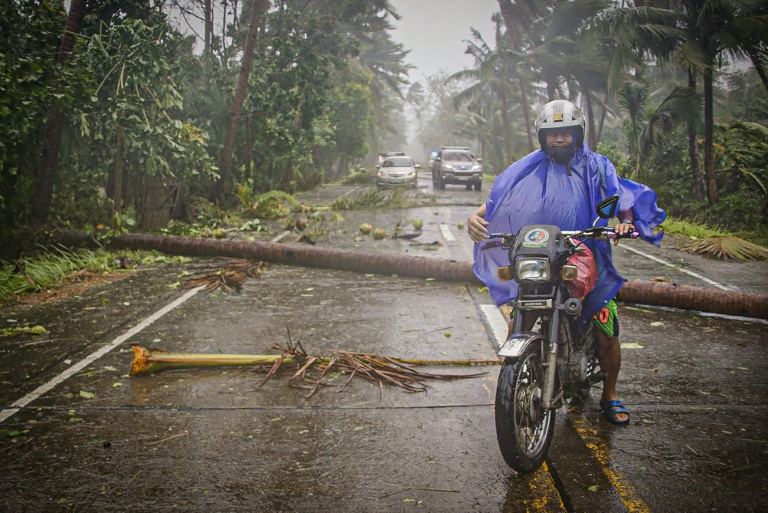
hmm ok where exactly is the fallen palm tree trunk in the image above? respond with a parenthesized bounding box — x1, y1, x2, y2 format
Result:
(57, 231, 768, 319)
(129, 343, 499, 398)
(617, 280, 768, 319)
(57, 231, 477, 283)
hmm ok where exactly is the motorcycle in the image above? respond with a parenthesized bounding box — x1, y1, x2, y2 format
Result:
(482, 194, 637, 473)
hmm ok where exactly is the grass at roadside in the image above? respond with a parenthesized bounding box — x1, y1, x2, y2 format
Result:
(0, 247, 190, 307)
(659, 217, 729, 239)
(0, 247, 125, 306)
(662, 216, 767, 246)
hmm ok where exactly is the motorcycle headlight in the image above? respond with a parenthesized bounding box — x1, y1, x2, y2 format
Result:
(515, 258, 550, 281)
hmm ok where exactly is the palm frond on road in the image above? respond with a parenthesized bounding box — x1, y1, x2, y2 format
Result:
(682, 236, 768, 261)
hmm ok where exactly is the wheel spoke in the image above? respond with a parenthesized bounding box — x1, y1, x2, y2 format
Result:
(495, 344, 556, 473)
(513, 356, 549, 457)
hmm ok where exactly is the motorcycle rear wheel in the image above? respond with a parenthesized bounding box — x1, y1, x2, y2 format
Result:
(495, 345, 555, 473)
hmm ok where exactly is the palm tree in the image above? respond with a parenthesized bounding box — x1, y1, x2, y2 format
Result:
(601, 6, 706, 197)
(640, 84, 702, 176)
(211, 0, 269, 202)
(603, 0, 768, 205)
(497, 0, 548, 150)
(354, 30, 413, 165)
(450, 24, 519, 164)
(498, 0, 614, 149)
(617, 69, 649, 172)
(688, 0, 768, 205)
(358, 31, 413, 99)
(31, 0, 87, 226)
(536, 0, 613, 148)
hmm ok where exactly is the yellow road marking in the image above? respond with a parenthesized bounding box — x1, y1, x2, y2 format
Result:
(485, 375, 566, 511)
(524, 462, 567, 511)
(571, 417, 651, 512)
(496, 303, 647, 510)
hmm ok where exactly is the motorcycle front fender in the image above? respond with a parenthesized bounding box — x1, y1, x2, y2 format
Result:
(498, 331, 546, 359)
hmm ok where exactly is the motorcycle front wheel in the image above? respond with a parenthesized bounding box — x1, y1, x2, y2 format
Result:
(495, 344, 555, 473)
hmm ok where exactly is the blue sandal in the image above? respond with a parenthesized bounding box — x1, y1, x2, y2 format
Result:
(600, 399, 630, 425)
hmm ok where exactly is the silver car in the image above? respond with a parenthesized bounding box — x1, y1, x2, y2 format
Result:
(376, 156, 420, 188)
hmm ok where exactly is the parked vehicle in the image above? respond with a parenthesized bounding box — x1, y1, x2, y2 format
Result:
(376, 155, 420, 188)
(483, 195, 638, 473)
(431, 146, 482, 191)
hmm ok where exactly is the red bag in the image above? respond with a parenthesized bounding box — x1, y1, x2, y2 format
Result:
(565, 242, 597, 299)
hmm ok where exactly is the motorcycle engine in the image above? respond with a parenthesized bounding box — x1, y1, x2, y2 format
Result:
(558, 343, 590, 384)
(557, 326, 598, 395)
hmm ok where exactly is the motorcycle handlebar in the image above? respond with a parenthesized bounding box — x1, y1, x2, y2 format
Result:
(562, 227, 640, 239)
(483, 227, 639, 249)
(606, 230, 640, 239)
(481, 239, 503, 250)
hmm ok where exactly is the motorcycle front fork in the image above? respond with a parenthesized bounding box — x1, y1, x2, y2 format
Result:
(510, 298, 565, 411)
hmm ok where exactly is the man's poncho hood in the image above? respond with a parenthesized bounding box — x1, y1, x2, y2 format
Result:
(472, 144, 666, 329)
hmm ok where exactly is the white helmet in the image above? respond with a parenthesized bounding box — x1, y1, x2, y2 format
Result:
(535, 100, 586, 151)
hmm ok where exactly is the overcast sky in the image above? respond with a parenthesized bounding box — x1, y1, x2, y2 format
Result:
(388, 0, 500, 84)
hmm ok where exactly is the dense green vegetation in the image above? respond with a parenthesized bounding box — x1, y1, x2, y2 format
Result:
(1, 0, 766, 263)
(416, 0, 768, 245)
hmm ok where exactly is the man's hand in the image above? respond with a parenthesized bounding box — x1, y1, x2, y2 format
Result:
(468, 205, 489, 244)
(614, 220, 635, 245)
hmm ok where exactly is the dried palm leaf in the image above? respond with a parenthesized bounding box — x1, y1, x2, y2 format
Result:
(681, 236, 768, 262)
(183, 260, 267, 293)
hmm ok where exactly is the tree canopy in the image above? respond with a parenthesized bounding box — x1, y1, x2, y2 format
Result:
(0, 0, 766, 258)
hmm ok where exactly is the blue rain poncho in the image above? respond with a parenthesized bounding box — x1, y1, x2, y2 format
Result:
(472, 143, 666, 329)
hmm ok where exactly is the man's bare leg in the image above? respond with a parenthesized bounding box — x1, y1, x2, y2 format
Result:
(597, 331, 629, 423)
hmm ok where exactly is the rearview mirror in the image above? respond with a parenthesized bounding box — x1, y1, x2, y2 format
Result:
(596, 194, 619, 219)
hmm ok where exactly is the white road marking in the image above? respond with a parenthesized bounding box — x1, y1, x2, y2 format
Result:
(616, 244, 732, 291)
(439, 223, 456, 242)
(480, 304, 509, 349)
(0, 286, 203, 424)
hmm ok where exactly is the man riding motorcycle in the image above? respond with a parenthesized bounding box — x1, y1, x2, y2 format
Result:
(467, 100, 666, 424)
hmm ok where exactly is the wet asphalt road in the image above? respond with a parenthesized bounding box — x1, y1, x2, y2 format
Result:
(1, 174, 767, 512)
